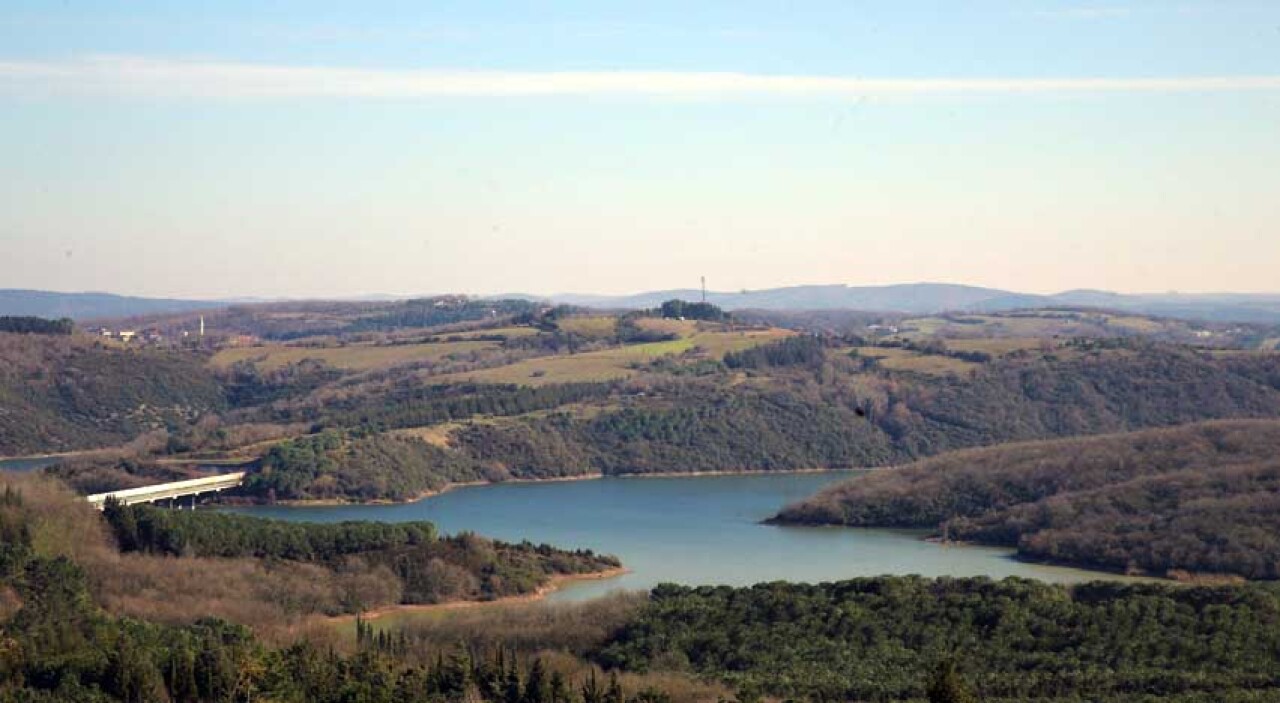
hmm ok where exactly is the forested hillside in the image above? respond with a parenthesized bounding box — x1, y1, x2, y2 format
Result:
(0, 334, 225, 455)
(773, 419, 1280, 578)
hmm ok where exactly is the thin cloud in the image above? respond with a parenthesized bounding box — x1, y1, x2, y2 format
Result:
(2, 55, 1280, 99)
(1033, 6, 1132, 20)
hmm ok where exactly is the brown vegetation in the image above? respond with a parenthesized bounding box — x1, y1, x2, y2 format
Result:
(774, 419, 1280, 578)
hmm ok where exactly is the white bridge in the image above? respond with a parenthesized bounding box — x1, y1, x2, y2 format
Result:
(86, 472, 246, 510)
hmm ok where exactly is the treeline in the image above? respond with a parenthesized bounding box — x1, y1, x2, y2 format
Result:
(0, 315, 73, 335)
(658, 300, 727, 322)
(344, 299, 543, 337)
(594, 577, 1280, 702)
(774, 419, 1280, 578)
(253, 381, 614, 434)
(104, 499, 437, 559)
(101, 502, 618, 608)
(723, 335, 824, 369)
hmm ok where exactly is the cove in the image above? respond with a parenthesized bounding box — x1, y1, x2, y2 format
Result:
(225, 471, 1146, 602)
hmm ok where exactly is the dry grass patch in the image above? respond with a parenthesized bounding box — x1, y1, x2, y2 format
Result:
(435, 328, 789, 387)
(557, 316, 618, 339)
(854, 347, 978, 376)
(945, 337, 1050, 356)
(632, 318, 698, 337)
(211, 340, 496, 371)
(446, 326, 539, 339)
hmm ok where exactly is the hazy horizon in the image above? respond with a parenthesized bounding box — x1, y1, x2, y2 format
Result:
(4, 1, 1279, 299)
(8, 279, 1280, 304)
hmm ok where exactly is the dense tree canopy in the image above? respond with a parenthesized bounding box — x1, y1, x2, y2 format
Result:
(774, 419, 1280, 578)
(595, 577, 1280, 701)
(0, 316, 73, 335)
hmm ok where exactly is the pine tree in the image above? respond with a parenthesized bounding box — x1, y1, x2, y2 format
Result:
(523, 658, 550, 703)
(581, 669, 604, 703)
(550, 670, 570, 703)
(926, 660, 978, 703)
(605, 672, 625, 703)
(504, 661, 523, 703)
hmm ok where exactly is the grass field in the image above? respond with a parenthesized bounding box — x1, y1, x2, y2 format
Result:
(851, 347, 979, 376)
(210, 339, 497, 371)
(557, 316, 619, 338)
(435, 328, 790, 387)
(444, 326, 539, 340)
(945, 337, 1051, 356)
(633, 318, 699, 336)
(1103, 315, 1165, 333)
(392, 403, 613, 447)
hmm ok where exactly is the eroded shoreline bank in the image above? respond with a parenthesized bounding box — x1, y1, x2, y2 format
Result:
(328, 566, 632, 623)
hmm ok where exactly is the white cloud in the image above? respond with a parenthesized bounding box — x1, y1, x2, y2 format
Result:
(2, 55, 1280, 99)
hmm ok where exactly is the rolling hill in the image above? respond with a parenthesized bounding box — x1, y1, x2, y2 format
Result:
(773, 419, 1280, 579)
(0, 289, 225, 320)
(544, 284, 1280, 323)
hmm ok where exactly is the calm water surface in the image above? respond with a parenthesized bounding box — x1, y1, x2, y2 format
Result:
(0, 457, 60, 472)
(228, 471, 1141, 601)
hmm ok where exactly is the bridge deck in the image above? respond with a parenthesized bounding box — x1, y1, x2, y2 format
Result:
(86, 472, 246, 509)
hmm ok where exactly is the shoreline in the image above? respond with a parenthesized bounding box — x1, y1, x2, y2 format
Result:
(329, 566, 631, 623)
(246, 466, 866, 508)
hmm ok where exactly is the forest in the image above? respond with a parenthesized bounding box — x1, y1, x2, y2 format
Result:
(594, 578, 1280, 702)
(773, 419, 1280, 578)
(240, 430, 492, 502)
(0, 475, 668, 703)
(0, 334, 225, 455)
(0, 316, 73, 335)
(101, 501, 619, 609)
(11, 471, 1280, 702)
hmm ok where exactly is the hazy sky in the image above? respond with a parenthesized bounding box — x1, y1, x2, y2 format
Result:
(3, 1, 1279, 299)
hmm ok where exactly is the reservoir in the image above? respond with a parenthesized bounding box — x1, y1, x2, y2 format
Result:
(228, 471, 1144, 601)
(0, 457, 61, 473)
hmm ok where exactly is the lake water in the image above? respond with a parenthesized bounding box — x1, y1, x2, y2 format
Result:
(227, 471, 1142, 601)
(0, 457, 61, 473)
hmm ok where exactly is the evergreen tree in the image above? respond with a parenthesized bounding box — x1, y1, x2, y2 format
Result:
(523, 658, 551, 703)
(925, 660, 978, 703)
(605, 672, 625, 703)
(581, 670, 604, 703)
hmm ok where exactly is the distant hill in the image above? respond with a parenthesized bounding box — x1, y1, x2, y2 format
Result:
(543, 284, 1280, 323)
(9, 284, 1280, 324)
(550, 283, 1025, 314)
(0, 289, 225, 321)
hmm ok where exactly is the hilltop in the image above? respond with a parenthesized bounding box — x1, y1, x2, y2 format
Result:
(773, 419, 1280, 579)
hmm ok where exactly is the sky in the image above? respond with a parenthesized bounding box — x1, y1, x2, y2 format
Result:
(2, 1, 1279, 299)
